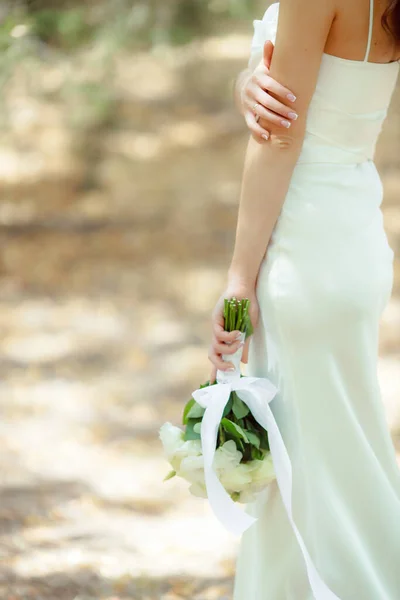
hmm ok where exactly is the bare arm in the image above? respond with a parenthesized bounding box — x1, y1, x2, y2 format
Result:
(208, 0, 336, 376)
(228, 0, 336, 285)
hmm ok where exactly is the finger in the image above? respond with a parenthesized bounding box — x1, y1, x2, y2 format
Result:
(258, 116, 288, 135)
(212, 338, 243, 356)
(208, 349, 234, 371)
(245, 88, 293, 128)
(251, 85, 298, 122)
(263, 40, 274, 69)
(252, 95, 293, 129)
(209, 365, 217, 384)
(244, 111, 270, 142)
(252, 72, 296, 104)
(213, 325, 242, 343)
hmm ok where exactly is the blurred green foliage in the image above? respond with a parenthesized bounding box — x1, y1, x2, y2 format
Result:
(0, 0, 263, 131)
(0, 0, 261, 53)
(31, 8, 92, 47)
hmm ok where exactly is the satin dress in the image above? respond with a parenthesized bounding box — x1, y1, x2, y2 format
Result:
(233, 3, 400, 599)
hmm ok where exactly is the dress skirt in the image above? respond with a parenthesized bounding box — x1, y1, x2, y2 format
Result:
(232, 160, 400, 600)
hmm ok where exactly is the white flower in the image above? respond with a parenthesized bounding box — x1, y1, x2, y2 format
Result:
(189, 481, 208, 499)
(179, 454, 205, 485)
(174, 439, 202, 458)
(220, 462, 254, 492)
(237, 489, 258, 504)
(160, 421, 275, 505)
(159, 422, 184, 458)
(180, 454, 204, 471)
(249, 454, 275, 488)
(159, 422, 203, 473)
(213, 440, 242, 472)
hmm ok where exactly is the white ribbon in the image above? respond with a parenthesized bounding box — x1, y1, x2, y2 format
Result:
(192, 331, 340, 600)
(192, 371, 277, 535)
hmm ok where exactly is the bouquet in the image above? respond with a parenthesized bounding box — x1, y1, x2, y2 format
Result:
(159, 297, 278, 535)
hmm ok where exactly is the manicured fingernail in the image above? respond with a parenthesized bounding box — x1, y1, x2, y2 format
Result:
(288, 111, 298, 120)
(235, 332, 242, 339)
(281, 120, 291, 128)
(287, 93, 296, 102)
(227, 367, 235, 371)
(239, 341, 245, 347)
(262, 133, 269, 141)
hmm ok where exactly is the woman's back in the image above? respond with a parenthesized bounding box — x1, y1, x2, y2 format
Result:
(325, 0, 400, 63)
(254, 1, 400, 164)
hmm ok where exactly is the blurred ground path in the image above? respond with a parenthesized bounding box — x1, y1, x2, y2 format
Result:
(0, 26, 399, 600)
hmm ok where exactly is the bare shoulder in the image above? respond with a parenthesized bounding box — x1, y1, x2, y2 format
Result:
(274, 0, 337, 74)
(278, 0, 336, 21)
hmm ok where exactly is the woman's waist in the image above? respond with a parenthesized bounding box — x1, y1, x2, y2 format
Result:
(298, 95, 386, 165)
(297, 134, 375, 165)
(277, 160, 385, 235)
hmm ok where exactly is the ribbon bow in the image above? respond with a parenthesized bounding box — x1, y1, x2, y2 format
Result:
(192, 364, 278, 535)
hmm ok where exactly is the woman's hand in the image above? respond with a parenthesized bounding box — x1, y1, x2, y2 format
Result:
(240, 40, 298, 143)
(208, 282, 259, 384)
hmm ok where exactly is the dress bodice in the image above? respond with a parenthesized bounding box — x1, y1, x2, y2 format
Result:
(249, 2, 399, 164)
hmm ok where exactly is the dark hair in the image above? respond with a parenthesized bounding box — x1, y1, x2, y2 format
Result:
(382, 0, 400, 43)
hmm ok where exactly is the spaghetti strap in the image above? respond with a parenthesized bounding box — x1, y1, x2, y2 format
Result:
(364, 0, 374, 61)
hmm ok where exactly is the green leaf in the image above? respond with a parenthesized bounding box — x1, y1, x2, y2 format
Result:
(250, 446, 265, 460)
(218, 422, 226, 445)
(183, 379, 214, 424)
(200, 380, 212, 389)
(193, 422, 202, 434)
(247, 418, 270, 451)
(244, 430, 261, 448)
(222, 393, 234, 417)
(184, 418, 202, 440)
(232, 392, 250, 419)
(236, 417, 246, 430)
(163, 469, 176, 481)
(258, 427, 270, 451)
(221, 418, 249, 443)
(224, 433, 245, 454)
(182, 398, 195, 425)
(187, 402, 205, 419)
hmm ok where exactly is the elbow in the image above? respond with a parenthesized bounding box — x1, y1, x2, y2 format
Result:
(263, 116, 306, 154)
(268, 131, 303, 152)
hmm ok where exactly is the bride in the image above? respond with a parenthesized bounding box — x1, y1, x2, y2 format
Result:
(207, 0, 400, 598)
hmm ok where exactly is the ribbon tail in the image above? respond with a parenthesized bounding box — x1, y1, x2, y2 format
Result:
(192, 383, 258, 535)
(238, 381, 341, 600)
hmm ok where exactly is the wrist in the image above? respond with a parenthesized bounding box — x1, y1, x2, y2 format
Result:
(227, 268, 256, 291)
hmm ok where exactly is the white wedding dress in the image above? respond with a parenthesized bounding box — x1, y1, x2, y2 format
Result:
(233, 2, 400, 599)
